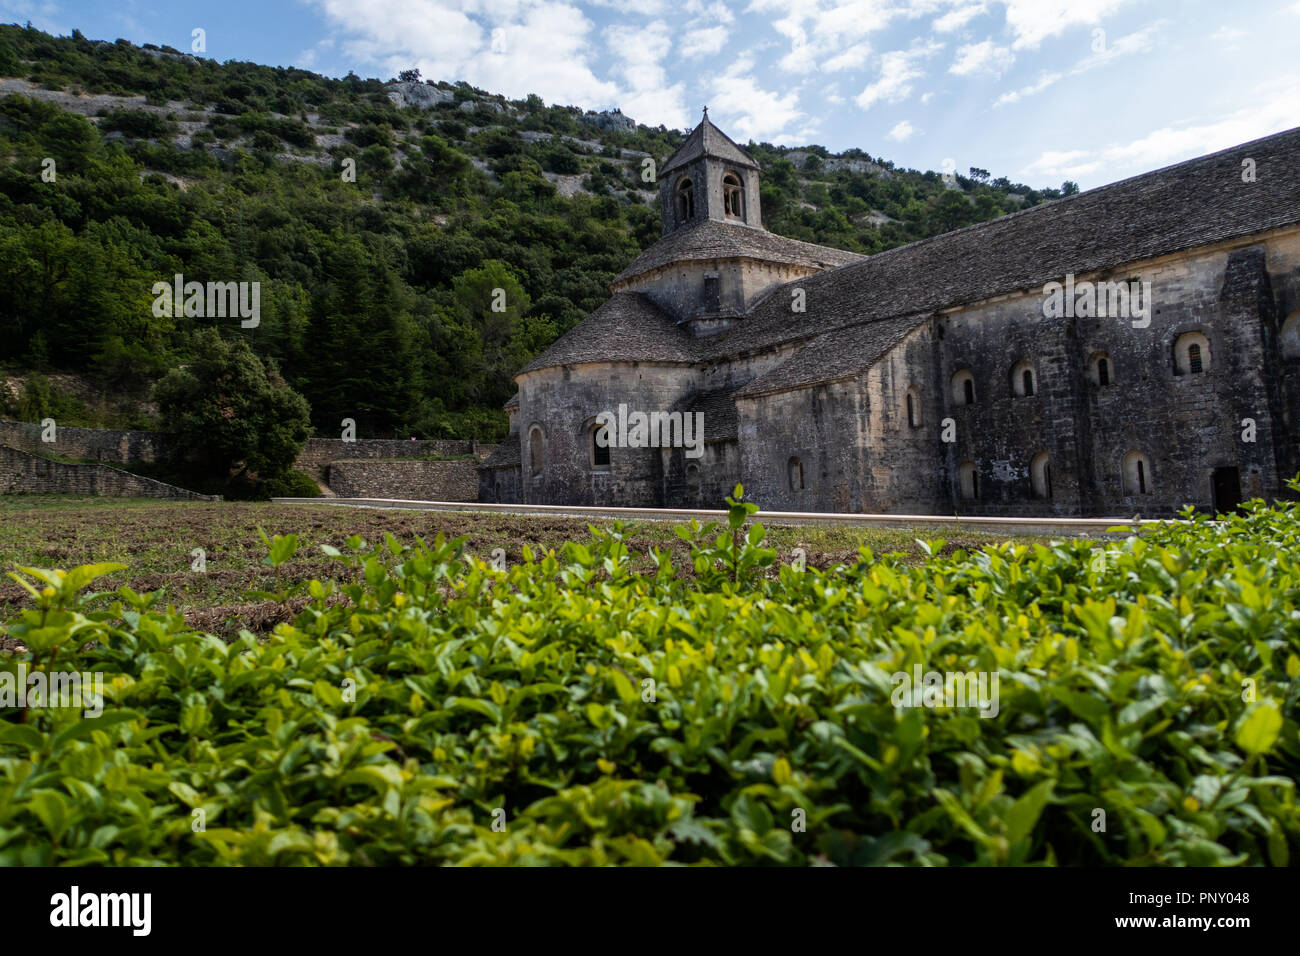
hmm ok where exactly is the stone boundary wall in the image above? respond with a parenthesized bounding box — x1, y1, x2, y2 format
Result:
(0, 446, 219, 500)
(327, 459, 480, 501)
(296, 438, 498, 482)
(0, 419, 173, 463)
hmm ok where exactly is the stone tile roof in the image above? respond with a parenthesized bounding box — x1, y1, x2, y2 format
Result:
(733, 124, 1300, 361)
(661, 115, 760, 176)
(504, 392, 519, 409)
(732, 314, 926, 398)
(522, 124, 1300, 393)
(681, 389, 739, 441)
(612, 218, 865, 285)
(479, 437, 520, 469)
(520, 292, 699, 374)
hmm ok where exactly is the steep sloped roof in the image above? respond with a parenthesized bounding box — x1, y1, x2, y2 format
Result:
(731, 124, 1300, 358)
(661, 115, 760, 176)
(613, 218, 864, 285)
(504, 392, 520, 410)
(522, 125, 1300, 390)
(733, 314, 926, 398)
(519, 292, 699, 373)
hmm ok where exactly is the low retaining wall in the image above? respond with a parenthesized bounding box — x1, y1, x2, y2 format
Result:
(0, 419, 172, 464)
(296, 438, 497, 482)
(327, 459, 480, 501)
(0, 445, 219, 500)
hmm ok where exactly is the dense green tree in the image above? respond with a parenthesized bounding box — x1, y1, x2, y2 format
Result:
(153, 329, 311, 497)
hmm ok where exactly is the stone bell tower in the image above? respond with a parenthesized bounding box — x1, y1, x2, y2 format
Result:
(658, 109, 763, 237)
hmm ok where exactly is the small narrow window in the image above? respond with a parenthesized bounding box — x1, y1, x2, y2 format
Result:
(1098, 358, 1110, 386)
(529, 427, 545, 478)
(1011, 360, 1036, 398)
(959, 461, 979, 500)
(1175, 331, 1210, 375)
(1123, 450, 1151, 496)
(591, 423, 610, 469)
(788, 456, 804, 491)
(1282, 311, 1300, 358)
(1031, 451, 1052, 499)
(676, 177, 694, 222)
(723, 172, 744, 219)
(904, 385, 922, 428)
(951, 370, 975, 406)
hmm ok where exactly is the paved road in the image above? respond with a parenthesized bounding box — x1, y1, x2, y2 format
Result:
(271, 497, 1167, 537)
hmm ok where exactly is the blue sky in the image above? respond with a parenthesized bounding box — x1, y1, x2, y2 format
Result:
(9, 0, 1300, 189)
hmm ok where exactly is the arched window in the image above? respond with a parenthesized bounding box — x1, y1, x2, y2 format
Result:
(723, 172, 744, 219)
(1122, 450, 1151, 496)
(1281, 311, 1300, 359)
(1011, 360, 1036, 398)
(1031, 451, 1052, 499)
(528, 427, 545, 478)
(589, 422, 610, 470)
(905, 385, 922, 428)
(676, 177, 694, 222)
(951, 369, 976, 406)
(1088, 351, 1112, 387)
(788, 456, 804, 492)
(1174, 331, 1211, 376)
(959, 461, 979, 500)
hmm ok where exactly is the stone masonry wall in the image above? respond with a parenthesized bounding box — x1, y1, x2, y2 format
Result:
(0, 445, 218, 500)
(0, 419, 172, 463)
(327, 459, 480, 501)
(295, 438, 494, 482)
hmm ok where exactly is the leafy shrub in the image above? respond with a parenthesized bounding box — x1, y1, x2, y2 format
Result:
(258, 469, 322, 500)
(1, 488, 1298, 865)
(100, 109, 170, 139)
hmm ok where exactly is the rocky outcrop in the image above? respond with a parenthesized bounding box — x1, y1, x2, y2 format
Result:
(385, 81, 455, 110)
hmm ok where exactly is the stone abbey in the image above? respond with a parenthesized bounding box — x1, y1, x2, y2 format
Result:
(480, 114, 1300, 517)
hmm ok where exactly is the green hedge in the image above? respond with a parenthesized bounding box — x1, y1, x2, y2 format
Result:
(0, 487, 1297, 865)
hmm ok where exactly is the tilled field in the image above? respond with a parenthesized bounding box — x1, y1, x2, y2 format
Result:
(0, 495, 1044, 637)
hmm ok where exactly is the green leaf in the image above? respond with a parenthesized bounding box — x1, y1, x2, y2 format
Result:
(1235, 703, 1282, 755)
(1004, 780, 1054, 845)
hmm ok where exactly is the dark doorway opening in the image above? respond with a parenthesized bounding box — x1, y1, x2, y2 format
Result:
(1212, 467, 1242, 514)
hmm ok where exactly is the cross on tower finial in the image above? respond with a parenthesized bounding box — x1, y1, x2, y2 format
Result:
(702, 105, 708, 118)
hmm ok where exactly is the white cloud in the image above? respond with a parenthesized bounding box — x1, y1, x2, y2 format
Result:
(994, 20, 1165, 107)
(605, 21, 689, 128)
(749, 0, 898, 74)
(305, 0, 622, 110)
(710, 57, 808, 141)
(920, 91, 935, 104)
(680, 25, 728, 58)
(888, 119, 917, 141)
(854, 41, 943, 108)
(1019, 73, 1300, 182)
(932, 2, 987, 32)
(949, 39, 1013, 76)
(994, 71, 1061, 106)
(1002, 0, 1130, 51)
